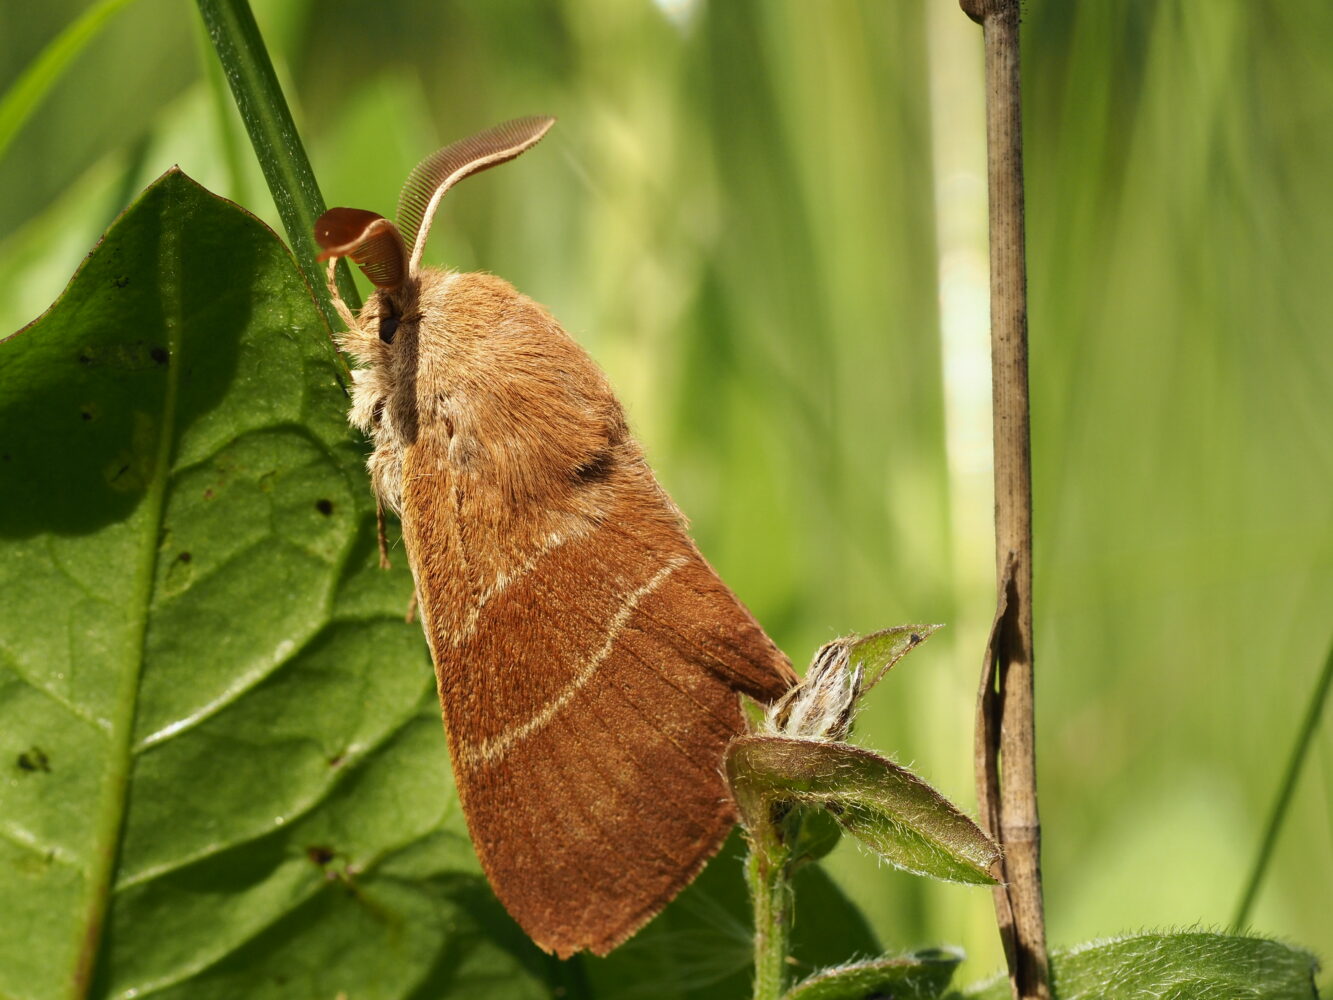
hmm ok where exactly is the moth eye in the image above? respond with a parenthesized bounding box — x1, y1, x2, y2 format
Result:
(379, 315, 399, 344)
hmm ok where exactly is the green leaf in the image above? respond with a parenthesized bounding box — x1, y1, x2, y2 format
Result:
(0, 170, 550, 999)
(845, 623, 942, 691)
(727, 736, 999, 886)
(785, 948, 962, 1000)
(768, 624, 941, 743)
(957, 932, 1321, 1000)
(785, 806, 843, 868)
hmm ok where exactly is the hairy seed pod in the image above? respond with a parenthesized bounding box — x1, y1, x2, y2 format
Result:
(314, 117, 797, 958)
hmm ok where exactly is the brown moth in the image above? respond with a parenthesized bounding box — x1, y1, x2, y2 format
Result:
(314, 116, 797, 958)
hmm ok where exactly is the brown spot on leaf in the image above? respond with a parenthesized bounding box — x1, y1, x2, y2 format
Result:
(17, 747, 51, 773)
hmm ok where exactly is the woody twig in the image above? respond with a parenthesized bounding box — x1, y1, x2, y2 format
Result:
(959, 1, 1051, 997)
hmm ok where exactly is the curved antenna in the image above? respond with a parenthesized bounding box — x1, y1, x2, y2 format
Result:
(398, 115, 555, 274)
(314, 208, 410, 289)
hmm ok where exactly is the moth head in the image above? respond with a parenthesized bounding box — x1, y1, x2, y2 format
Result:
(314, 115, 556, 293)
(313, 208, 412, 360)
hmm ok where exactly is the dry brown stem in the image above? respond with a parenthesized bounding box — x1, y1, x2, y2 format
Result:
(961, 1, 1051, 998)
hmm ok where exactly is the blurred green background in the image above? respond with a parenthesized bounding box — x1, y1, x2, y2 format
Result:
(3, 0, 1330, 988)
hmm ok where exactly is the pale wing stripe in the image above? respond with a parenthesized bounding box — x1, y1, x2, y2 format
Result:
(449, 528, 578, 646)
(457, 554, 688, 768)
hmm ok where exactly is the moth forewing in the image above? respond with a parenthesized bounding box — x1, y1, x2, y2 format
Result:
(315, 118, 798, 957)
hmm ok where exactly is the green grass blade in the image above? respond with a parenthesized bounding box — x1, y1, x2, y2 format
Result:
(1232, 634, 1333, 930)
(192, 10, 250, 207)
(193, 0, 359, 346)
(0, 0, 137, 161)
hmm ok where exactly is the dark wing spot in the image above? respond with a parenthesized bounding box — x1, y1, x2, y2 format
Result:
(572, 450, 614, 484)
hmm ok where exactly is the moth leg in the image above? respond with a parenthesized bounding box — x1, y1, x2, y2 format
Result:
(373, 500, 417, 621)
(376, 499, 392, 570)
(325, 258, 359, 331)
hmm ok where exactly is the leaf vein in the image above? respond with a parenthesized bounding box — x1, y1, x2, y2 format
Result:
(116, 682, 432, 889)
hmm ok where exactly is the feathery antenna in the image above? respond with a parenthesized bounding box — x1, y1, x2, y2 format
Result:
(398, 116, 556, 274)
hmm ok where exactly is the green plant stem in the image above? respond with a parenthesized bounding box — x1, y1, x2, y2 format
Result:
(193, 10, 249, 208)
(0, 0, 137, 161)
(747, 834, 793, 1000)
(1232, 634, 1333, 930)
(193, 0, 358, 365)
